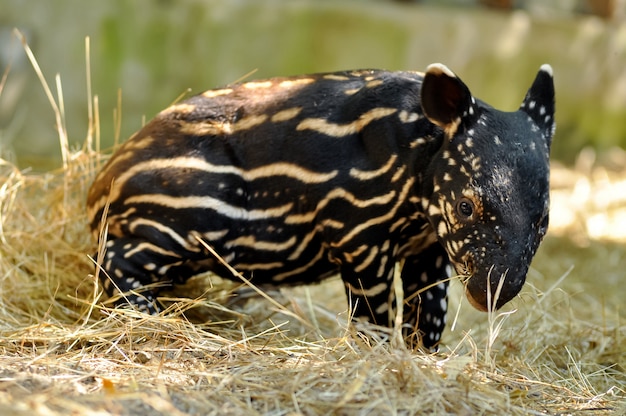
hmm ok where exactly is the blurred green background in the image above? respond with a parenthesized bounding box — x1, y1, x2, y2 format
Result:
(1, 0, 625, 169)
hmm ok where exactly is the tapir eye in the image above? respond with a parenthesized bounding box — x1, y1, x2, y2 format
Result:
(456, 198, 475, 219)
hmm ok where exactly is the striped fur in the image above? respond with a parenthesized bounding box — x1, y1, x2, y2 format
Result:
(87, 64, 555, 349)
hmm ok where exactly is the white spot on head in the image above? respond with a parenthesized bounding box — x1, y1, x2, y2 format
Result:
(539, 106, 546, 116)
(528, 101, 536, 110)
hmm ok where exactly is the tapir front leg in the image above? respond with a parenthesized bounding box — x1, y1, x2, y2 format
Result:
(401, 243, 451, 349)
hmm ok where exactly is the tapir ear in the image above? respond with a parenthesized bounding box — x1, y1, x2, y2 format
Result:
(519, 64, 555, 146)
(421, 63, 474, 137)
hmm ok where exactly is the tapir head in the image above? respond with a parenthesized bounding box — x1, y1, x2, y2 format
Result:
(421, 63, 555, 311)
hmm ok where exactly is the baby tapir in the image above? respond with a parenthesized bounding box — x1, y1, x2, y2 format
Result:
(87, 63, 555, 348)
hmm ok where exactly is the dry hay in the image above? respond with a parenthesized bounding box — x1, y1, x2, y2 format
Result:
(0, 34, 624, 416)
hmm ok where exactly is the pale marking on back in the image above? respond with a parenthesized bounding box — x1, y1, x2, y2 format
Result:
(322, 74, 350, 81)
(158, 103, 196, 117)
(284, 187, 396, 224)
(201, 88, 233, 98)
(278, 78, 315, 88)
(243, 80, 273, 89)
(296, 108, 398, 137)
(89, 157, 339, 215)
(271, 107, 303, 123)
(366, 79, 384, 88)
(225, 235, 297, 252)
(125, 194, 294, 222)
(179, 114, 268, 136)
(349, 155, 397, 180)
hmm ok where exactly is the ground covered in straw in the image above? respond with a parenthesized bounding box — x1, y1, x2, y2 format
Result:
(0, 145, 623, 415)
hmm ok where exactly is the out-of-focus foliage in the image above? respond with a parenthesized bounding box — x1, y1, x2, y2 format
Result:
(1, 0, 625, 166)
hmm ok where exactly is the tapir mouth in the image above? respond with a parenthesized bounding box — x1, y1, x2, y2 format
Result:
(465, 287, 490, 312)
(463, 267, 522, 312)
(453, 254, 521, 312)
(458, 270, 493, 312)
